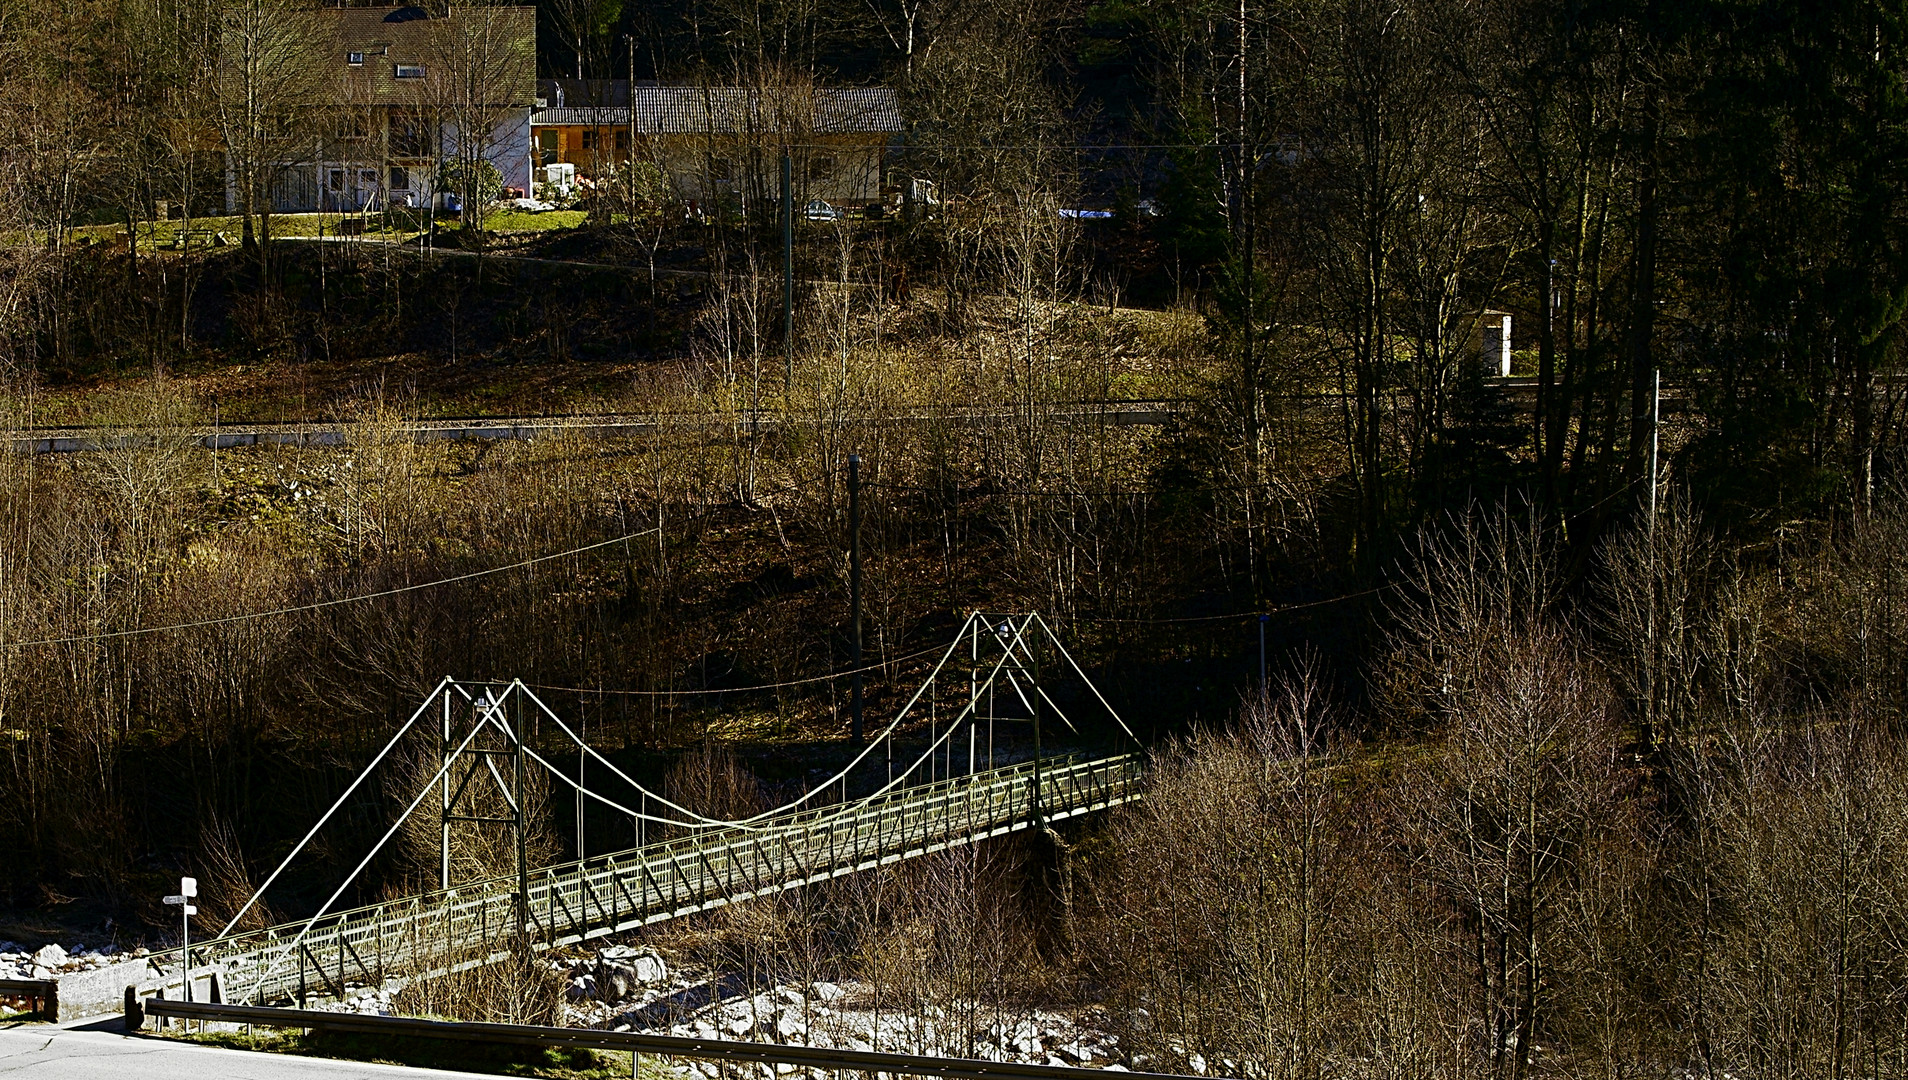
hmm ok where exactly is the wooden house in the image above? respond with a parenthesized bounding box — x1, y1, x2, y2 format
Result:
(530, 81, 901, 210)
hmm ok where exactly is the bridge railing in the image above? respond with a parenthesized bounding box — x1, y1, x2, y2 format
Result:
(163, 753, 1141, 1005)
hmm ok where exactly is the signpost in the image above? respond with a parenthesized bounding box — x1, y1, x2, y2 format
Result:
(163, 877, 197, 1001)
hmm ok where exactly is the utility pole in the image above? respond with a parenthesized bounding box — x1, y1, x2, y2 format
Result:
(782, 153, 794, 390)
(1646, 368, 1661, 748)
(1258, 613, 1269, 694)
(1649, 368, 1661, 528)
(626, 36, 636, 178)
(849, 454, 864, 744)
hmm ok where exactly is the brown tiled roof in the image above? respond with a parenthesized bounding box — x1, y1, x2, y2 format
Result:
(532, 86, 900, 135)
(323, 5, 535, 106)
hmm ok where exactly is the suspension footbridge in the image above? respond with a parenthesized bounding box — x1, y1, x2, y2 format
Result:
(145, 613, 1143, 1008)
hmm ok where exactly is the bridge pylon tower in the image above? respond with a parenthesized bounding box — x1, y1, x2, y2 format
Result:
(169, 612, 1141, 1007)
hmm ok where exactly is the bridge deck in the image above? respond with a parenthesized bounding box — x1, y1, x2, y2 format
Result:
(171, 754, 1142, 1005)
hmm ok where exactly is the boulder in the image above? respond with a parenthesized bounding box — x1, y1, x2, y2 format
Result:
(595, 960, 639, 1001)
(633, 952, 668, 984)
(1058, 1043, 1095, 1063)
(31, 944, 67, 968)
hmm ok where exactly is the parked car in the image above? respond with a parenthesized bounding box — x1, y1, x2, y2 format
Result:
(804, 199, 844, 222)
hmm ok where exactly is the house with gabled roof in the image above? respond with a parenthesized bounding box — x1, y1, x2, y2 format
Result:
(530, 80, 902, 210)
(241, 3, 536, 214)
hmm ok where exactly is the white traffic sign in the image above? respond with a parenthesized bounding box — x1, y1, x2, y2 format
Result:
(172, 877, 198, 1003)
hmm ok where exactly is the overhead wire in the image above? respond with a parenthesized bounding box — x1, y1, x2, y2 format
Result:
(863, 480, 1263, 497)
(1068, 581, 1399, 624)
(524, 640, 951, 697)
(2, 529, 658, 650)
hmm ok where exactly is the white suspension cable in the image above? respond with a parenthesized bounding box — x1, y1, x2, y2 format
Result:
(237, 694, 511, 1003)
(215, 677, 454, 939)
(515, 741, 720, 830)
(209, 610, 1126, 1002)
(1035, 612, 1141, 745)
(511, 612, 983, 830)
(517, 612, 1034, 833)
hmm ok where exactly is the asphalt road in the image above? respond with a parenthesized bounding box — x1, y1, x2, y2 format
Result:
(10, 401, 1183, 455)
(0, 1022, 507, 1079)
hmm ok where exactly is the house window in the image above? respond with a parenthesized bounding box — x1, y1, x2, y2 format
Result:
(392, 113, 433, 157)
(537, 128, 558, 165)
(347, 51, 364, 66)
(809, 156, 835, 182)
(394, 64, 425, 79)
(615, 130, 629, 157)
(581, 129, 598, 151)
(328, 169, 347, 192)
(390, 166, 410, 191)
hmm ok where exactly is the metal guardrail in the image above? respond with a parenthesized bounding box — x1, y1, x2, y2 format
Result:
(135, 997, 1203, 1080)
(10, 402, 1182, 455)
(155, 754, 1143, 1006)
(0, 978, 55, 1019)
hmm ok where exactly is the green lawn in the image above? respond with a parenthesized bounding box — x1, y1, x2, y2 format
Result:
(59, 207, 591, 251)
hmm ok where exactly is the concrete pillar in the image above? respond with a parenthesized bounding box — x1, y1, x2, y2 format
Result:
(1483, 313, 1512, 377)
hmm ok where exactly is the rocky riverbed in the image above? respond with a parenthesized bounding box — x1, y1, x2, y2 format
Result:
(567, 948, 1132, 1072)
(324, 945, 1140, 1073)
(0, 942, 146, 981)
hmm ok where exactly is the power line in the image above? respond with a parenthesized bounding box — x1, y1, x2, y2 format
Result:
(1, 530, 658, 651)
(525, 640, 952, 697)
(863, 480, 1261, 497)
(1070, 582, 1396, 624)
